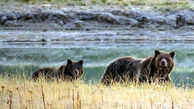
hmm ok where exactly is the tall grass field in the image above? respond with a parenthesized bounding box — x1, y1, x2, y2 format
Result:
(0, 74, 193, 109)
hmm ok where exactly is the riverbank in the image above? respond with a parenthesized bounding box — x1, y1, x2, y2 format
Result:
(0, 3, 194, 43)
(0, 2, 194, 31)
(0, 75, 193, 109)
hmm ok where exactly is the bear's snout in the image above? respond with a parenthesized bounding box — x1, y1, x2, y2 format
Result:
(161, 61, 165, 66)
(73, 69, 80, 76)
(160, 58, 168, 67)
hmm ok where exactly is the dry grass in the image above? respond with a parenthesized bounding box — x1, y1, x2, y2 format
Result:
(1, 0, 192, 8)
(0, 75, 193, 109)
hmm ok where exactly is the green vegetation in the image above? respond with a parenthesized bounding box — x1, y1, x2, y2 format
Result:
(1, 46, 194, 87)
(0, 0, 193, 11)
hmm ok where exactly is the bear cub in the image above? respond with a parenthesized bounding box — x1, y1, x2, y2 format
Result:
(31, 59, 84, 81)
(101, 50, 175, 85)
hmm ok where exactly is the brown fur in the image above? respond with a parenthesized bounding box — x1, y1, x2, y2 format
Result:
(31, 59, 84, 81)
(101, 50, 175, 85)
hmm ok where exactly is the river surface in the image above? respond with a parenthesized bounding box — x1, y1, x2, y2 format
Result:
(0, 28, 194, 87)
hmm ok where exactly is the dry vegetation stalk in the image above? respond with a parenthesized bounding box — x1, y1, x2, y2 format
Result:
(16, 87, 22, 108)
(8, 90, 13, 109)
(77, 90, 81, 109)
(1, 86, 5, 106)
(172, 101, 174, 109)
(41, 86, 46, 109)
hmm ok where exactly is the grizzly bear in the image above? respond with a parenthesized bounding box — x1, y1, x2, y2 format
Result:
(101, 50, 175, 85)
(31, 59, 84, 81)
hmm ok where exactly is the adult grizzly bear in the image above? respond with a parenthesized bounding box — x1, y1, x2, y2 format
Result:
(31, 59, 84, 81)
(101, 50, 175, 85)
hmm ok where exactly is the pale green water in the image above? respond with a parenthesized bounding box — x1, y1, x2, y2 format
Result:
(0, 41, 194, 87)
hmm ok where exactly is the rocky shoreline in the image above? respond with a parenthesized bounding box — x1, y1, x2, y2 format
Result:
(0, 5, 194, 31)
(0, 4, 194, 42)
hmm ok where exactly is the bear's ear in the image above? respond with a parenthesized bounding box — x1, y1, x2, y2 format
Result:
(78, 60, 83, 65)
(170, 51, 175, 58)
(67, 59, 73, 64)
(155, 50, 160, 55)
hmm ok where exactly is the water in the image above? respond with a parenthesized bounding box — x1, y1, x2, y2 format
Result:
(0, 41, 193, 87)
(0, 28, 194, 87)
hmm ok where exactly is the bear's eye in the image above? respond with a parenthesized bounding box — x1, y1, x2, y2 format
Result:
(159, 57, 169, 61)
(166, 58, 170, 62)
(73, 64, 81, 69)
(159, 58, 163, 61)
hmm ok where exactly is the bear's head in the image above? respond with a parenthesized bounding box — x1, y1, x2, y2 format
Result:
(65, 59, 84, 80)
(151, 50, 175, 81)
